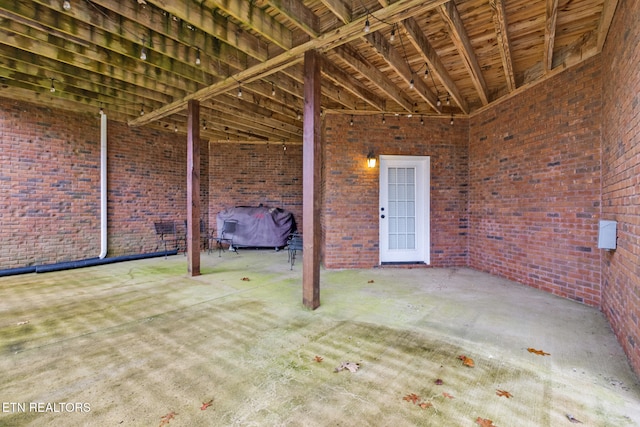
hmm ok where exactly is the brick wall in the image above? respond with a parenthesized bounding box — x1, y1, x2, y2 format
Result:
(0, 98, 207, 268)
(208, 142, 303, 234)
(601, 0, 640, 374)
(468, 56, 602, 306)
(322, 114, 469, 268)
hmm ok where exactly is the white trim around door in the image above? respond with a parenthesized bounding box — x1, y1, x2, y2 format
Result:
(379, 155, 430, 264)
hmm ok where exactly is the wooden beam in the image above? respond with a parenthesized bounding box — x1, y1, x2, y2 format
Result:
(401, 17, 469, 113)
(285, 64, 362, 110)
(333, 45, 415, 113)
(320, 55, 387, 111)
(302, 49, 322, 310)
(129, 0, 450, 126)
(187, 99, 201, 277)
(319, 0, 352, 24)
(544, 0, 558, 72)
(365, 31, 442, 113)
(488, 0, 516, 92)
(199, 0, 293, 49)
(597, 0, 619, 51)
(439, 0, 489, 105)
(89, 0, 264, 64)
(265, 0, 320, 37)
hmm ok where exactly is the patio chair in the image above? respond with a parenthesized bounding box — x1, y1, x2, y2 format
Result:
(287, 232, 303, 270)
(212, 219, 239, 257)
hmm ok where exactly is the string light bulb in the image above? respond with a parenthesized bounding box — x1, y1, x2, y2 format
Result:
(436, 98, 442, 107)
(140, 105, 145, 116)
(382, 114, 385, 124)
(99, 106, 104, 115)
(49, 78, 55, 93)
(390, 27, 396, 42)
(450, 114, 454, 125)
(195, 48, 201, 65)
(174, 125, 178, 132)
(409, 78, 414, 90)
(420, 115, 424, 126)
(237, 85, 242, 98)
(364, 17, 370, 33)
(350, 115, 354, 126)
(271, 83, 276, 96)
(140, 46, 147, 61)
(62, 0, 71, 10)
(446, 96, 450, 106)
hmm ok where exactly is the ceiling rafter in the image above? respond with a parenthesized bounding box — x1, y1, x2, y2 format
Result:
(364, 31, 442, 113)
(438, 0, 489, 105)
(285, 64, 363, 110)
(0, 20, 196, 103)
(544, 0, 558, 72)
(488, 0, 516, 92)
(332, 45, 414, 113)
(320, 54, 387, 111)
(87, 0, 256, 71)
(0, 0, 612, 141)
(596, 0, 619, 50)
(0, 2, 219, 92)
(319, 0, 351, 24)
(263, 0, 320, 37)
(401, 17, 468, 114)
(129, 0, 450, 126)
(198, 0, 293, 49)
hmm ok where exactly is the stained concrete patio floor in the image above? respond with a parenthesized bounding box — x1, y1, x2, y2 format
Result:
(0, 250, 638, 426)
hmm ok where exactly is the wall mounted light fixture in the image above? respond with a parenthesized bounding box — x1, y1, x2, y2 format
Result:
(367, 151, 377, 168)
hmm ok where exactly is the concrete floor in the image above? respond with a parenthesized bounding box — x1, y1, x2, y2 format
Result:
(0, 250, 638, 427)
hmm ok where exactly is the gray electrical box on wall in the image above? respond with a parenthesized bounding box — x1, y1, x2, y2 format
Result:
(598, 220, 617, 250)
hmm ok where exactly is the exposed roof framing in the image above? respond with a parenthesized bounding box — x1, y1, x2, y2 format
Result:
(0, 0, 612, 142)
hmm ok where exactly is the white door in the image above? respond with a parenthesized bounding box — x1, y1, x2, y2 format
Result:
(379, 156, 430, 264)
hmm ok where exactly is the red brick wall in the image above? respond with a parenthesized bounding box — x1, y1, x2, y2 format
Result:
(322, 114, 469, 268)
(0, 98, 207, 268)
(601, 0, 640, 374)
(468, 57, 602, 306)
(208, 142, 303, 234)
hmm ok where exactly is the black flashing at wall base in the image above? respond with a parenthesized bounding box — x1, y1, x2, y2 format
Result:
(0, 250, 178, 277)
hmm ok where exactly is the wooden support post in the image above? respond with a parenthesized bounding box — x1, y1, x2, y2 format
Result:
(187, 99, 201, 276)
(302, 49, 322, 309)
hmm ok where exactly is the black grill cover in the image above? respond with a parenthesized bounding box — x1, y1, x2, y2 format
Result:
(216, 206, 296, 248)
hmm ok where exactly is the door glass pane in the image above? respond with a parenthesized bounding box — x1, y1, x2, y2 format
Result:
(387, 167, 416, 251)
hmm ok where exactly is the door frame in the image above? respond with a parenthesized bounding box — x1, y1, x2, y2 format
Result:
(378, 155, 430, 265)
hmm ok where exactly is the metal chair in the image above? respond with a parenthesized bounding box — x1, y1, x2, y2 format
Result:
(154, 221, 182, 259)
(287, 232, 302, 269)
(213, 219, 239, 257)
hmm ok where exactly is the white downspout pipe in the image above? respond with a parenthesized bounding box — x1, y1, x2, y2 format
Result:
(99, 113, 108, 259)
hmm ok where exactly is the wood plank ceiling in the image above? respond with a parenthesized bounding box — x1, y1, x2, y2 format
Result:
(0, 0, 615, 143)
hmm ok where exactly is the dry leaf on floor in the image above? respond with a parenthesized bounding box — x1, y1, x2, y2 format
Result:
(566, 414, 583, 423)
(200, 400, 213, 410)
(367, 280, 375, 283)
(16, 320, 29, 326)
(419, 402, 433, 409)
(527, 348, 550, 356)
(435, 378, 443, 385)
(241, 277, 250, 281)
(159, 411, 177, 426)
(475, 417, 497, 427)
(334, 361, 360, 373)
(403, 393, 421, 404)
(458, 355, 475, 367)
(314, 355, 323, 363)
(442, 392, 455, 399)
(495, 389, 512, 398)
